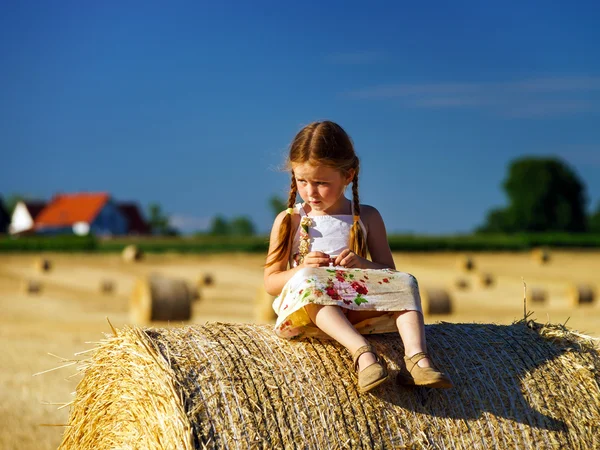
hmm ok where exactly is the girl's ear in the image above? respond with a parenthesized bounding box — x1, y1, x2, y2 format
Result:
(345, 168, 356, 185)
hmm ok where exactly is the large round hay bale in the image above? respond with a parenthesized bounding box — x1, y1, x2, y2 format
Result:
(130, 275, 192, 323)
(22, 279, 42, 294)
(35, 258, 52, 273)
(531, 247, 551, 265)
(122, 244, 143, 263)
(457, 254, 475, 272)
(420, 288, 453, 315)
(255, 285, 277, 322)
(567, 284, 596, 306)
(58, 321, 600, 449)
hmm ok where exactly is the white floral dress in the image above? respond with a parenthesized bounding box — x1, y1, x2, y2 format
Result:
(273, 203, 423, 339)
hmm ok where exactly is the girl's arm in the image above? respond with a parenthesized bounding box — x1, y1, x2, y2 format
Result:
(334, 205, 396, 270)
(263, 211, 329, 296)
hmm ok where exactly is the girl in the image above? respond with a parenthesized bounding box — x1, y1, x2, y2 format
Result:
(264, 121, 452, 393)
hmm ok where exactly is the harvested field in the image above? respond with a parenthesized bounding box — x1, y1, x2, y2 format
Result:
(1, 251, 599, 449)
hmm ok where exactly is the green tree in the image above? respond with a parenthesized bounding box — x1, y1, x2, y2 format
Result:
(229, 216, 256, 236)
(147, 203, 173, 235)
(209, 215, 230, 236)
(268, 195, 287, 218)
(479, 157, 588, 233)
(589, 201, 600, 233)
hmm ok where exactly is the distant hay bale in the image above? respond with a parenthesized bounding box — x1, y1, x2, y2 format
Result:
(99, 279, 115, 295)
(122, 245, 143, 263)
(35, 258, 52, 273)
(198, 273, 215, 287)
(255, 286, 277, 322)
(531, 247, 551, 265)
(453, 277, 470, 290)
(58, 321, 600, 449)
(22, 279, 42, 294)
(478, 272, 495, 288)
(567, 284, 596, 306)
(130, 275, 192, 323)
(420, 288, 453, 315)
(530, 287, 548, 304)
(457, 254, 475, 272)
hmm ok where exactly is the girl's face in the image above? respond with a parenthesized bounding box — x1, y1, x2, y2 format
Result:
(292, 163, 354, 215)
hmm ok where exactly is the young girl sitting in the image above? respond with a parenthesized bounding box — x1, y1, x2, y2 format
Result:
(264, 120, 452, 393)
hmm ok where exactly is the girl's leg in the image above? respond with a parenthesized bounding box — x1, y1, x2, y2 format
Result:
(346, 309, 432, 368)
(395, 310, 431, 368)
(305, 304, 376, 370)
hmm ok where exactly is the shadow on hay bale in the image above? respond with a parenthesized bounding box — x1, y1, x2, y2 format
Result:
(130, 274, 193, 324)
(58, 321, 600, 449)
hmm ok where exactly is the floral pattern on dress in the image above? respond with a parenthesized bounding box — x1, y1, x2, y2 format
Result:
(272, 267, 422, 339)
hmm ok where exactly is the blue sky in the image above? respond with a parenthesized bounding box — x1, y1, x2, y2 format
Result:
(2, 1, 600, 234)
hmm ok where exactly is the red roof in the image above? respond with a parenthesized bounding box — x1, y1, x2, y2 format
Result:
(35, 192, 110, 227)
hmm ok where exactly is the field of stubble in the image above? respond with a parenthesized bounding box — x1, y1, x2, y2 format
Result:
(1, 251, 598, 450)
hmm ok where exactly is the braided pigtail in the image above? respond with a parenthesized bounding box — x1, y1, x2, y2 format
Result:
(349, 171, 368, 258)
(265, 174, 298, 267)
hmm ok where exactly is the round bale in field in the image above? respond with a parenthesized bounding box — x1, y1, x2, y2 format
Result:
(130, 275, 192, 323)
(453, 277, 470, 291)
(478, 272, 495, 288)
(457, 254, 475, 272)
(22, 279, 42, 294)
(529, 287, 547, 304)
(122, 244, 143, 263)
(58, 321, 600, 449)
(255, 285, 277, 322)
(100, 279, 115, 295)
(531, 247, 551, 265)
(420, 287, 453, 314)
(198, 273, 215, 287)
(35, 258, 52, 273)
(567, 284, 596, 306)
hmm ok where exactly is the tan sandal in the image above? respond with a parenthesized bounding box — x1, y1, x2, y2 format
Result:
(397, 352, 453, 389)
(353, 344, 389, 394)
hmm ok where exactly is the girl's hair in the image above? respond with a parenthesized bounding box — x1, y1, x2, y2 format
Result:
(266, 121, 367, 267)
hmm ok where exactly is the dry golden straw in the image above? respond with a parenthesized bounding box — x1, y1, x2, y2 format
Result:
(59, 320, 600, 449)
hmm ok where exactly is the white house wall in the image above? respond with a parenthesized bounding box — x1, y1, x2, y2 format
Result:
(9, 202, 34, 234)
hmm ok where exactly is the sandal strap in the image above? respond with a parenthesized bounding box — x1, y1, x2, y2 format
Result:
(353, 344, 375, 371)
(405, 352, 429, 370)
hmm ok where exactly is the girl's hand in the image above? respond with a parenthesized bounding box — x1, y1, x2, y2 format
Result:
(334, 249, 369, 269)
(301, 251, 331, 268)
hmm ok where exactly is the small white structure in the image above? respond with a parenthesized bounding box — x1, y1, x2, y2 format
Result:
(9, 201, 46, 235)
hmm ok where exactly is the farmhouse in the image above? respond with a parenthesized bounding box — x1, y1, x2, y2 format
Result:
(0, 196, 10, 234)
(9, 200, 47, 235)
(117, 202, 151, 235)
(34, 192, 127, 236)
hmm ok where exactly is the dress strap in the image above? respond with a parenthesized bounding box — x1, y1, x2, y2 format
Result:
(296, 203, 307, 217)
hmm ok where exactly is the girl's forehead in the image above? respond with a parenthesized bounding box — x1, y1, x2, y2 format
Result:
(292, 163, 342, 179)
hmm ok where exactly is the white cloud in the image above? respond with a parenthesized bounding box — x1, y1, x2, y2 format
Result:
(345, 75, 600, 118)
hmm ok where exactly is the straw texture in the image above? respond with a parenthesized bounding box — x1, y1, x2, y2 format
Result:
(59, 321, 600, 449)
